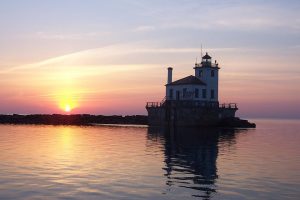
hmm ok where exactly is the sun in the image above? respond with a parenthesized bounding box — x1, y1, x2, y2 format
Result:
(64, 104, 72, 112)
(58, 92, 78, 113)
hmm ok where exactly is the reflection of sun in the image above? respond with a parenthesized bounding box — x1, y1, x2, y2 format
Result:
(65, 104, 71, 112)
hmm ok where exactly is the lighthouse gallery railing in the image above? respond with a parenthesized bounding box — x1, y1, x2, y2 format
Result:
(146, 101, 237, 109)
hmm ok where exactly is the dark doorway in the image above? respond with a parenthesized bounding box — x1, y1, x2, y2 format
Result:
(176, 91, 180, 100)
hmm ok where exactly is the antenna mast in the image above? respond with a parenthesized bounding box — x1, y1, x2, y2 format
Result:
(201, 44, 203, 58)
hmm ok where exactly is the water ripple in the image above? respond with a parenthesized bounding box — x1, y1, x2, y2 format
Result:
(0, 120, 299, 199)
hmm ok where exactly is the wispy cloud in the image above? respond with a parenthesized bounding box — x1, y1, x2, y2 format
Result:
(0, 42, 260, 75)
(133, 25, 156, 32)
(34, 31, 111, 40)
(132, 1, 300, 32)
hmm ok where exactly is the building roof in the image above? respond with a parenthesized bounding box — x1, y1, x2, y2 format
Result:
(167, 75, 206, 86)
(202, 52, 211, 59)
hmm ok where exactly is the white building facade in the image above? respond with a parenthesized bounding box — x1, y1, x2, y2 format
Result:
(166, 53, 219, 103)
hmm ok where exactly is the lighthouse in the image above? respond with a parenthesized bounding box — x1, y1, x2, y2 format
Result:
(194, 52, 219, 102)
(166, 52, 219, 103)
(146, 52, 239, 127)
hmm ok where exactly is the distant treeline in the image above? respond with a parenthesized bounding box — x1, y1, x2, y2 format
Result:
(0, 114, 148, 126)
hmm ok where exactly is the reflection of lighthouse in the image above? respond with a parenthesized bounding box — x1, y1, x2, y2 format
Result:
(147, 127, 239, 199)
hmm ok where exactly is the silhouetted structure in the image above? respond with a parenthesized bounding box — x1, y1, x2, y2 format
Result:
(146, 53, 255, 128)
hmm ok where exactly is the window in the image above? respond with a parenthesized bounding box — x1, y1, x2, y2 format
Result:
(202, 89, 206, 99)
(211, 89, 215, 99)
(195, 89, 199, 98)
(183, 88, 187, 98)
(169, 89, 173, 99)
(199, 70, 203, 77)
(211, 70, 215, 77)
(176, 91, 180, 100)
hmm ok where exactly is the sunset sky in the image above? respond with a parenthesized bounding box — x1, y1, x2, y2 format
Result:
(0, 0, 299, 118)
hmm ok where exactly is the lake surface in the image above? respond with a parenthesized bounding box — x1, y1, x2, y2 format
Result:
(0, 119, 299, 200)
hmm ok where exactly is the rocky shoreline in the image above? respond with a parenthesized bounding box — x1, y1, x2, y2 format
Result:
(0, 114, 255, 128)
(218, 117, 256, 128)
(0, 114, 148, 126)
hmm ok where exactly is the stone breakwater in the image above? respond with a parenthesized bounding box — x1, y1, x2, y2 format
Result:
(0, 114, 255, 128)
(0, 114, 148, 126)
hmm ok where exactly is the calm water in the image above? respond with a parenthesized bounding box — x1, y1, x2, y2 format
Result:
(0, 119, 299, 200)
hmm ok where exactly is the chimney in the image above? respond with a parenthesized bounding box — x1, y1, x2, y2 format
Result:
(167, 67, 173, 84)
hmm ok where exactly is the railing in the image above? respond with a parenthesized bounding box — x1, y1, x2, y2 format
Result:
(146, 102, 162, 108)
(146, 100, 238, 109)
(195, 62, 219, 68)
(219, 103, 237, 109)
(160, 96, 166, 105)
(146, 96, 166, 108)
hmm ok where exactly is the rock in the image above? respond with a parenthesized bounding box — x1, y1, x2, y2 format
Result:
(0, 114, 148, 126)
(218, 117, 256, 128)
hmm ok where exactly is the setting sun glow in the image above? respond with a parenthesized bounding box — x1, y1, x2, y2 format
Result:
(57, 90, 78, 113)
(65, 105, 71, 112)
(0, 1, 299, 119)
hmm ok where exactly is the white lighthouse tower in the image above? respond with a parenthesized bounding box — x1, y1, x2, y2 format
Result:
(194, 52, 220, 102)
